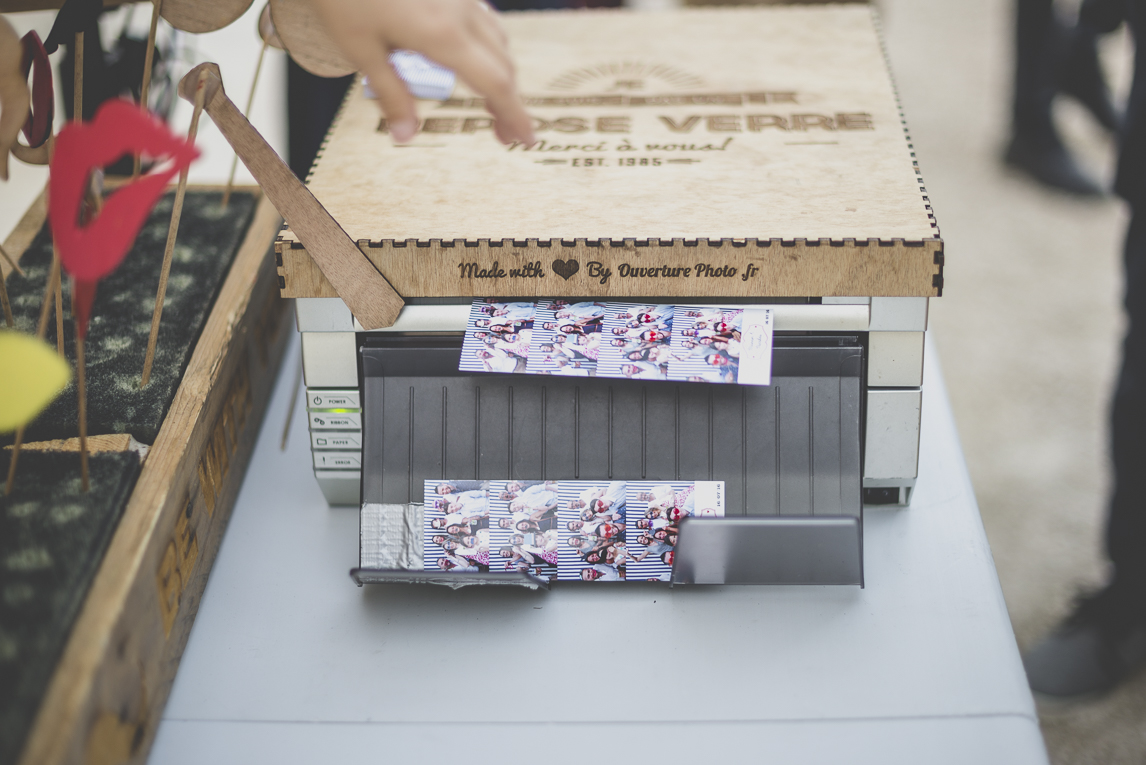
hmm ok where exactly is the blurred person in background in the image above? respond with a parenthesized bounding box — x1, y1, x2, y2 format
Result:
(1022, 0, 1146, 698)
(1006, 0, 1124, 194)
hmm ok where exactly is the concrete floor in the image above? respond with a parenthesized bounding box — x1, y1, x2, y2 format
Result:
(880, 0, 1146, 761)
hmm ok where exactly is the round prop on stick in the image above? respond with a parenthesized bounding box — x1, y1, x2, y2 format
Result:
(258, 3, 285, 50)
(21, 31, 53, 149)
(269, 0, 355, 78)
(161, 0, 255, 34)
(0, 17, 30, 181)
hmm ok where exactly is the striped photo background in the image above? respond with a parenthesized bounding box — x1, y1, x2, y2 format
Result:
(556, 480, 627, 582)
(459, 300, 533, 374)
(421, 480, 489, 571)
(625, 481, 683, 581)
(666, 307, 743, 383)
(528, 301, 602, 377)
(624, 480, 726, 581)
(597, 303, 674, 380)
(487, 480, 514, 573)
(525, 302, 559, 373)
(456, 300, 774, 386)
(487, 480, 558, 579)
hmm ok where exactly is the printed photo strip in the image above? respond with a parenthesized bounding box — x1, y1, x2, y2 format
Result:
(489, 480, 560, 579)
(666, 306, 773, 384)
(418, 478, 724, 582)
(528, 301, 605, 376)
(458, 300, 773, 385)
(557, 480, 629, 581)
(625, 481, 725, 581)
(422, 480, 490, 572)
(598, 304, 674, 380)
(459, 300, 534, 374)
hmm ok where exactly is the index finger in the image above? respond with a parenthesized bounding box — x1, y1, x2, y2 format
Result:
(426, 40, 534, 145)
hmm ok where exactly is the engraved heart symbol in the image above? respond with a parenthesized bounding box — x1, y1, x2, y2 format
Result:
(552, 258, 580, 280)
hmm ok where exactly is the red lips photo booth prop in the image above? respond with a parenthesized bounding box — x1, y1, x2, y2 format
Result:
(48, 99, 199, 337)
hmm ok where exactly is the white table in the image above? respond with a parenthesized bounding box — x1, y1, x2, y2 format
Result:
(149, 335, 1049, 764)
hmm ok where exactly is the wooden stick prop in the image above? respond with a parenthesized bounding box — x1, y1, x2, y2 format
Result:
(280, 351, 302, 450)
(132, 0, 254, 179)
(7, 424, 29, 494)
(179, 63, 404, 329)
(36, 256, 61, 340)
(134, 0, 163, 178)
(43, 0, 101, 56)
(49, 25, 88, 355)
(218, 48, 265, 207)
(221, 36, 269, 209)
(72, 285, 89, 490)
(123, 0, 251, 176)
(47, 99, 198, 488)
(0, 243, 24, 278)
(5, 254, 65, 494)
(52, 248, 64, 355)
(0, 270, 12, 328)
(141, 67, 208, 387)
(67, 25, 88, 481)
(73, 31, 83, 122)
(221, 4, 286, 209)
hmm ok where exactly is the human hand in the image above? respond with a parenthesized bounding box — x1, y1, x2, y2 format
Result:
(0, 16, 30, 181)
(307, 0, 534, 145)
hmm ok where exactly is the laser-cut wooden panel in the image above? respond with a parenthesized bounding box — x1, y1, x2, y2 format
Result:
(278, 6, 942, 299)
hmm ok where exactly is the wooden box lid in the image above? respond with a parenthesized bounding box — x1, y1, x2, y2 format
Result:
(278, 6, 943, 300)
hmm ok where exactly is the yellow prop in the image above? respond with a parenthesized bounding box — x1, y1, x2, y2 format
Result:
(0, 331, 71, 433)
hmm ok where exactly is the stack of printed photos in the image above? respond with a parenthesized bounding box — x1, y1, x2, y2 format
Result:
(458, 299, 774, 385)
(422, 479, 725, 582)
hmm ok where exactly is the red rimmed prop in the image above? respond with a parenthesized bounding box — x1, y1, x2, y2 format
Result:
(20, 31, 53, 149)
(49, 98, 198, 335)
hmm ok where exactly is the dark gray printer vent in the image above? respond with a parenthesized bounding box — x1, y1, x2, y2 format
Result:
(356, 334, 864, 586)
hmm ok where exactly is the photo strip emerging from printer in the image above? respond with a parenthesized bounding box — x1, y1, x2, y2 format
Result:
(422, 479, 725, 582)
(459, 300, 773, 385)
(626, 481, 726, 581)
(423, 480, 490, 572)
(490, 480, 560, 579)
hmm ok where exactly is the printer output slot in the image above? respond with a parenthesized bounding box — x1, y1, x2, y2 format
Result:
(355, 333, 865, 587)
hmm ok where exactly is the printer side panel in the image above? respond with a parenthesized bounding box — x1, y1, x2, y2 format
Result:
(298, 300, 362, 506)
(863, 297, 928, 505)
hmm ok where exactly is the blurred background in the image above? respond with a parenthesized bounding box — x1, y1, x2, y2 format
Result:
(0, 0, 1139, 761)
(877, 1, 1140, 761)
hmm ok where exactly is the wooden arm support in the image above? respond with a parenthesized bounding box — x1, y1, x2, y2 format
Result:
(178, 62, 404, 330)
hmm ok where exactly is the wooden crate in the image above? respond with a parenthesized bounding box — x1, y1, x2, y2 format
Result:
(277, 6, 942, 301)
(5, 188, 292, 765)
